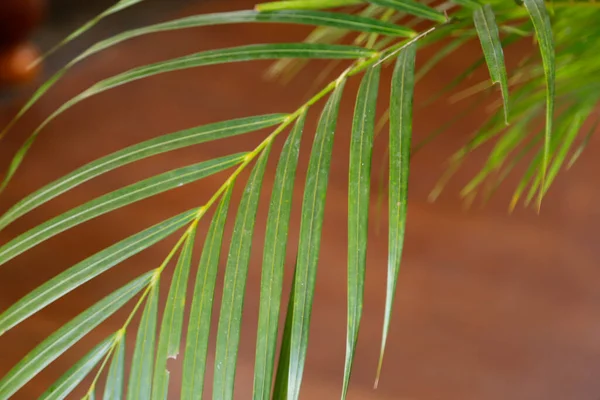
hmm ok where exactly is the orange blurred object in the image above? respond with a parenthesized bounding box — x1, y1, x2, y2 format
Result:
(0, 0, 45, 86)
(0, 43, 41, 85)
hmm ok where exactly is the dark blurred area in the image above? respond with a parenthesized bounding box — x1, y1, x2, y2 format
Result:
(1, 0, 600, 399)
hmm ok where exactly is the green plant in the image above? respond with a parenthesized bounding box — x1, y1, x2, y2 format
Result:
(0, 0, 597, 398)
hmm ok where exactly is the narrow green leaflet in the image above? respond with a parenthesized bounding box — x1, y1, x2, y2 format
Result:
(568, 119, 598, 169)
(376, 43, 416, 386)
(214, 145, 272, 400)
(541, 107, 591, 196)
(288, 79, 346, 400)
(272, 265, 298, 400)
(0, 114, 286, 230)
(0, 210, 195, 335)
(523, 0, 555, 206)
(152, 229, 197, 400)
(461, 113, 536, 196)
(343, 65, 380, 400)
(0, 9, 409, 148)
(367, 0, 447, 23)
(181, 187, 233, 400)
(0, 153, 244, 266)
(127, 280, 160, 400)
(255, 10, 414, 36)
(39, 334, 116, 400)
(451, 0, 481, 9)
(253, 112, 306, 400)
(0, 271, 153, 399)
(104, 334, 126, 400)
(256, 0, 363, 11)
(1, 44, 373, 192)
(473, 4, 510, 124)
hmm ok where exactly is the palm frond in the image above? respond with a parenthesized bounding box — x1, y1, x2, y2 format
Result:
(1, 0, 599, 398)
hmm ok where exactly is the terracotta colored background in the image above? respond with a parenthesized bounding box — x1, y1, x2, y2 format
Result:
(1, 1, 600, 399)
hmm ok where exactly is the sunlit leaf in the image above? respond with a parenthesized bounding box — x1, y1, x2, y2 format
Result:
(182, 187, 233, 400)
(1, 44, 373, 191)
(567, 118, 598, 170)
(256, 0, 363, 11)
(461, 112, 536, 196)
(541, 106, 592, 196)
(214, 145, 272, 400)
(0, 210, 195, 335)
(451, 0, 481, 9)
(39, 334, 116, 400)
(152, 229, 196, 400)
(523, 0, 555, 207)
(253, 112, 306, 400)
(368, 0, 447, 23)
(376, 43, 416, 386)
(0, 114, 286, 231)
(473, 4, 510, 124)
(288, 78, 346, 400)
(127, 280, 160, 400)
(0, 272, 153, 399)
(0, 154, 244, 266)
(343, 64, 380, 399)
(104, 333, 126, 400)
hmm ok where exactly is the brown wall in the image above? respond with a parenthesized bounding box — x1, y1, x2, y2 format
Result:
(1, 1, 600, 399)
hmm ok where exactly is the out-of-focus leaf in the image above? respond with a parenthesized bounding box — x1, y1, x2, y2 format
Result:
(367, 0, 447, 23)
(0, 272, 153, 399)
(376, 43, 416, 386)
(256, 0, 363, 11)
(181, 187, 233, 400)
(288, 78, 346, 400)
(253, 112, 306, 400)
(213, 146, 272, 400)
(343, 65, 380, 400)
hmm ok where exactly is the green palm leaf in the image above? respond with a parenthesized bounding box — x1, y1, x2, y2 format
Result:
(343, 64, 380, 399)
(182, 187, 233, 400)
(104, 334, 126, 400)
(367, 0, 447, 23)
(39, 334, 116, 400)
(376, 43, 416, 386)
(127, 281, 160, 400)
(473, 4, 510, 124)
(0, 9, 408, 144)
(522, 0, 555, 207)
(152, 229, 196, 400)
(0, 210, 194, 335)
(0, 272, 153, 399)
(272, 263, 298, 400)
(214, 145, 272, 400)
(0, 114, 286, 230)
(256, 0, 363, 11)
(288, 78, 347, 400)
(253, 112, 307, 400)
(0, 154, 244, 266)
(451, 0, 481, 9)
(1, 44, 373, 192)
